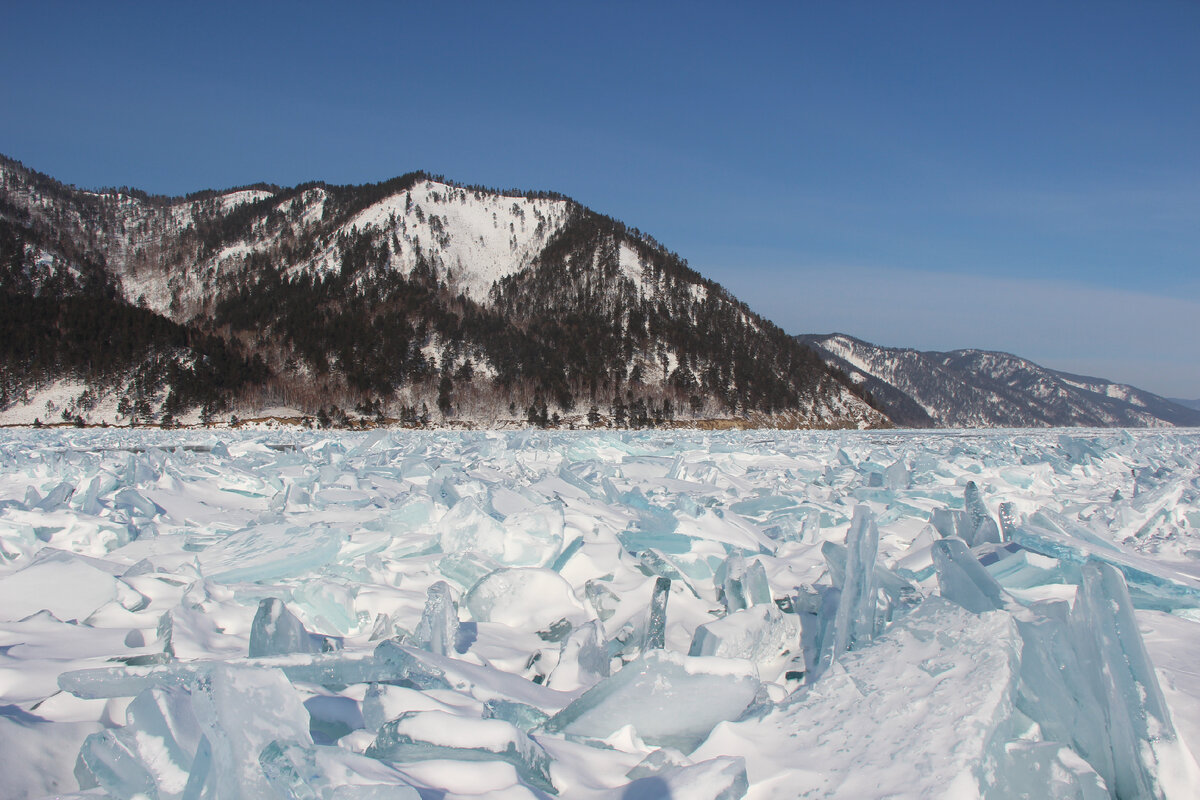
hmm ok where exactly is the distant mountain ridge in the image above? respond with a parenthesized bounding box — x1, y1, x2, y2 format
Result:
(799, 333, 1200, 428)
(0, 154, 883, 428)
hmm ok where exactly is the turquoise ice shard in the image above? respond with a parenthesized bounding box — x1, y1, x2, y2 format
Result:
(548, 620, 609, 691)
(1014, 612, 1114, 792)
(59, 639, 452, 700)
(366, 710, 556, 793)
(75, 665, 311, 800)
(585, 579, 620, 621)
(412, 580, 459, 656)
(998, 501, 1018, 540)
(963, 481, 1002, 545)
(77, 729, 160, 800)
(1068, 560, 1196, 798)
(198, 523, 346, 584)
(821, 540, 920, 610)
(482, 698, 551, 732)
(438, 497, 564, 568)
(258, 740, 421, 800)
(77, 685, 206, 799)
(644, 576, 671, 650)
(543, 650, 760, 752)
(816, 505, 881, 678)
(249, 598, 338, 658)
(719, 552, 772, 612)
(932, 537, 1008, 613)
(181, 664, 313, 799)
(883, 459, 910, 490)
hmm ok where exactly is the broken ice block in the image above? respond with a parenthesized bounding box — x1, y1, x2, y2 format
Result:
(688, 604, 800, 671)
(585, 579, 621, 622)
(718, 552, 771, 612)
(1009, 517, 1200, 611)
(249, 598, 338, 658)
(932, 537, 1009, 614)
(883, 459, 910, 490)
(544, 650, 760, 752)
(482, 699, 551, 732)
(412, 581, 460, 657)
(822, 540, 920, 610)
(439, 498, 563, 567)
(998, 502, 1018, 541)
(198, 522, 347, 583)
(547, 620, 609, 691)
(77, 684, 205, 799)
(259, 740, 421, 800)
(76, 665, 312, 800)
(437, 550, 502, 590)
(465, 568, 586, 631)
(77, 729, 160, 800)
(366, 710, 556, 793)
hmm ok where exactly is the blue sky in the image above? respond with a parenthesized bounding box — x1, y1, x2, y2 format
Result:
(3, 2, 1198, 396)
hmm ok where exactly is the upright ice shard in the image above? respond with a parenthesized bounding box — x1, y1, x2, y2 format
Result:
(932, 537, 1008, 614)
(249, 598, 338, 658)
(412, 581, 460, 657)
(1068, 560, 1198, 799)
(719, 553, 771, 613)
(644, 576, 671, 650)
(883, 459, 910, 490)
(816, 505, 881, 677)
(963, 481, 1002, 546)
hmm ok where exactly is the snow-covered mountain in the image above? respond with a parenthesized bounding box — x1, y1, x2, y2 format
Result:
(800, 333, 1200, 428)
(0, 155, 882, 428)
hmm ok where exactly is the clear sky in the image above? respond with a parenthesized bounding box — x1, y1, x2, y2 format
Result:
(3, 2, 1198, 397)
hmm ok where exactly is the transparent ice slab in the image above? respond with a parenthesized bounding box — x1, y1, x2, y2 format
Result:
(366, 709, 556, 794)
(543, 650, 760, 752)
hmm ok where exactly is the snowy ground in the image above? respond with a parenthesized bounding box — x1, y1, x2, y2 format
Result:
(1, 428, 1198, 798)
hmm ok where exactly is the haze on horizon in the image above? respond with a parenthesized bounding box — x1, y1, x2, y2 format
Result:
(3, 2, 1197, 398)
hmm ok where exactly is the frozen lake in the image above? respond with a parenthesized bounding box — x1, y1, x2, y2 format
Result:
(1, 427, 1198, 798)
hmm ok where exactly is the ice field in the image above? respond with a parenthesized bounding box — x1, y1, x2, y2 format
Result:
(2, 427, 1200, 799)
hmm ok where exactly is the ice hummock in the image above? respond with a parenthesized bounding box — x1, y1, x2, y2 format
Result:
(4, 427, 1200, 798)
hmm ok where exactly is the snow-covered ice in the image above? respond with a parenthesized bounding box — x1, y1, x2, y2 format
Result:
(1, 427, 1200, 798)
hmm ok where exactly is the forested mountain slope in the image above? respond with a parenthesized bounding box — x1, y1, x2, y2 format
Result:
(0, 155, 882, 428)
(800, 333, 1200, 428)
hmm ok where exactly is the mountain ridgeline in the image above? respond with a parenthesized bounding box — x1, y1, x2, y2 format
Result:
(0, 154, 882, 428)
(800, 333, 1200, 429)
